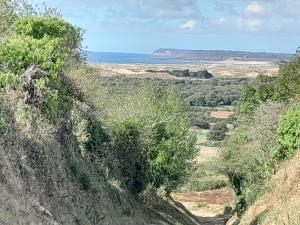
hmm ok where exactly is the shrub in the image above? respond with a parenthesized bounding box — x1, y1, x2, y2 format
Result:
(110, 119, 148, 194)
(0, 16, 84, 125)
(276, 56, 300, 98)
(0, 72, 18, 88)
(220, 101, 285, 215)
(208, 121, 228, 141)
(0, 17, 82, 76)
(276, 104, 300, 159)
(193, 119, 210, 129)
(235, 75, 279, 115)
(220, 128, 272, 214)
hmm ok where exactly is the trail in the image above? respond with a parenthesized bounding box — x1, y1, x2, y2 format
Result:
(172, 188, 234, 225)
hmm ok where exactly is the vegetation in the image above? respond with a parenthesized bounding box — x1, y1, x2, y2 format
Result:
(220, 54, 300, 218)
(208, 121, 229, 141)
(146, 69, 213, 79)
(276, 104, 300, 159)
(0, 1, 199, 224)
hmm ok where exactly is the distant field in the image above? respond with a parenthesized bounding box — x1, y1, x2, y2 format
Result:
(92, 60, 279, 78)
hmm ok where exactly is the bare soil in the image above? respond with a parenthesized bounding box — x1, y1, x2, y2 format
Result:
(172, 188, 234, 225)
(92, 60, 278, 79)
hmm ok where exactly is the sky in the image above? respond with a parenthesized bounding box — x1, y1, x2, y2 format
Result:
(28, 0, 300, 54)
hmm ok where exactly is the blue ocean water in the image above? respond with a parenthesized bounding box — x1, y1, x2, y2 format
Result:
(87, 51, 210, 64)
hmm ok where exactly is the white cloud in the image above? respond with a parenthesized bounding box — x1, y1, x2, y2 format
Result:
(236, 17, 264, 31)
(212, 17, 227, 25)
(180, 20, 196, 30)
(276, 0, 300, 17)
(244, 1, 268, 18)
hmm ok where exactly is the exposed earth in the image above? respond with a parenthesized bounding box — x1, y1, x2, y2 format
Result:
(92, 60, 279, 79)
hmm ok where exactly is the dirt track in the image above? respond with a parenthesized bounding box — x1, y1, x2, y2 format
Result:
(172, 188, 234, 225)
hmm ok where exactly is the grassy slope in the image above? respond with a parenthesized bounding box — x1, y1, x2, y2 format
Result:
(0, 91, 151, 225)
(237, 151, 300, 225)
(0, 77, 202, 225)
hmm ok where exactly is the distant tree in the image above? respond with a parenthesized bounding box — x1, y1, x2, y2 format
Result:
(208, 121, 228, 141)
(193, 119, 210, 129)
(235, 75, 279, 115)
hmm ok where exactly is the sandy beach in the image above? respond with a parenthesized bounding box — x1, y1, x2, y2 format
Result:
(92, 60, 279, 79)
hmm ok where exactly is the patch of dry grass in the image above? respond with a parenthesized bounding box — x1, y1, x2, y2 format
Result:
(238, 150, 300, 225)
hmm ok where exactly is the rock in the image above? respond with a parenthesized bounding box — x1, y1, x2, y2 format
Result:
(21, 65, 49, 85)
(21, 65, 49, 107)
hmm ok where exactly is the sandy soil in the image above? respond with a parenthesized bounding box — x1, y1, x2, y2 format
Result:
(172, 188, 234, 225)
(92, 60, 279, 79)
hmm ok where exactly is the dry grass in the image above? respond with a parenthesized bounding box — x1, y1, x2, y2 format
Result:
(238, 150, 300, 225)
(0, 90, 153, 225)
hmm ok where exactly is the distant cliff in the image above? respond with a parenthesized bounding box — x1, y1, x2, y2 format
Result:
(153, 48, 294, 61)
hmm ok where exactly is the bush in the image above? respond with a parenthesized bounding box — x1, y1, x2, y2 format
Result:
(110, 119, 148, 194)
(208, 121, 228, 141)
(276, 56, 300, 98)
(235, 75, 279, 115)
(0, 17, 82, 76)
(69, 72, 197, 194)
(193, 119, 210, 129)
(220, 128, 272, 214)
(0, 72, 18, 88)
(276, 104, 300, 160)
(187, 177, 228, 191)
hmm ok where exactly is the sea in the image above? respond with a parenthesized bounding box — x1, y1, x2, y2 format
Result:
(87, 51, 212, 65)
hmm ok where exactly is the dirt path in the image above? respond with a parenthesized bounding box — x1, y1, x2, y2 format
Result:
(172, 188, 234, 225)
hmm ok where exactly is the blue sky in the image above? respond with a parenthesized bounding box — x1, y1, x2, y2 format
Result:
(28, 0, 300, 53)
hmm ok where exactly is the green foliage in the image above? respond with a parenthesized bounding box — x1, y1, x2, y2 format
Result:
(14, 16, 80, 41)
(105, 86, 196, 194)
(0, 34, 67, 75)
(149, 131, 195, 193)
(0, 116, 8, 135)
(208, 120, 228, 141)
(193, 119, 210, 129)
(70, 70, 197, 194)
(220, 128, 272, 214)
(236, 55, 300, 116)
(69, 163, 92, 191)
(0, 0, 60, 38)
(235, 75, 279, 115)
(276, 56, 300, 98)
(187, 177, 228, 191)
(0, 72, 18, 88)
(0, 16, 84, 125)
(110, 119, 148, 194)
(0, 17, 82, 76)
(276, 104, 300, 159)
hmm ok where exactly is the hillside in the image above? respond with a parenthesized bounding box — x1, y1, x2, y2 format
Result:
(0, 3, 202, 224)
(235, 150, 300, 225)
(153, 49, 294, 62)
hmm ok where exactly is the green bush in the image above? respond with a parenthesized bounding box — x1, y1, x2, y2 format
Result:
(0, 17, 82, 76)
(220, 128, 272, 214)
(208, 121, 228, 141)
(276, 104, 300, 159)
(187, 177, 228, 191)
(276, 56, 300, 98)
(193, 119, 210, 129)
(0, 16, 84, 125)
(0, 72, 18, 88)
(235, 75, 279, 115)
(110, 119, 148, 194)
